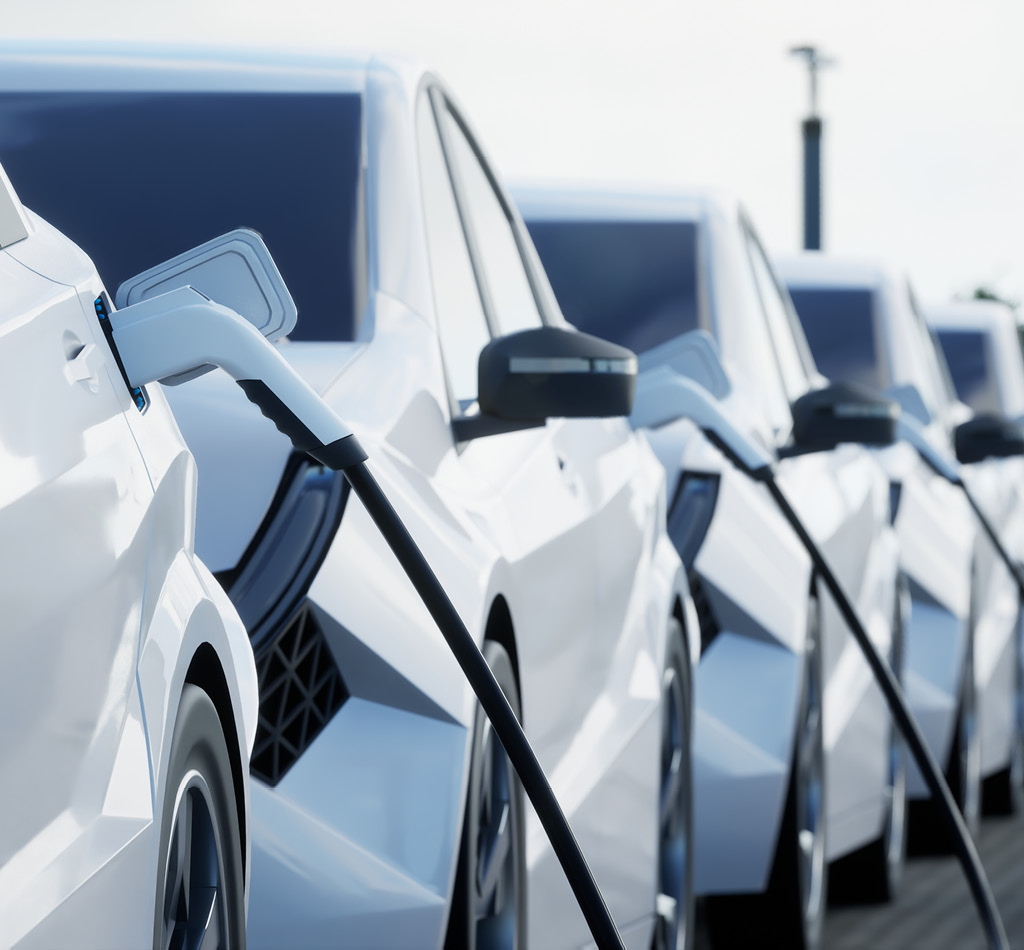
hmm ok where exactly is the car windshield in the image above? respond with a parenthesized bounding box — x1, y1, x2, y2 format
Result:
(935, 328, 1001, 415)
(524, 218, 701, 355)
(785, 286, 885, 391)
(0, 91, 364, 342)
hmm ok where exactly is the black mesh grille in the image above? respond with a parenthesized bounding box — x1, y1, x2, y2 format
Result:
(250, 602, 348, 786)
(689, 572, 721, 655)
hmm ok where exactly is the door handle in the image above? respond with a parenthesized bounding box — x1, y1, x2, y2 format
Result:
(64, 342, 103, 392)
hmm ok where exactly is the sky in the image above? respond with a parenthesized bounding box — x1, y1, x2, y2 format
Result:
(4, 0, 1023, 308)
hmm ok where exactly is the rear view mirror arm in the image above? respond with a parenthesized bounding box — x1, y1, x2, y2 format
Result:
(451, 414, 545, 442)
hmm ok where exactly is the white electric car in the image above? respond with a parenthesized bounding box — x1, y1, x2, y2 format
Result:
(929, 299, 1024, 812)
(776, 255, 1024, 835)
(0, 45, 697, 950)
(0, 164, 262, 946)
(515, 185, 902, 945)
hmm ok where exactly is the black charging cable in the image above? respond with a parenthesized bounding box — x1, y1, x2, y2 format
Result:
(103, 282, 627, 947)
(756, 466, 1009, 950)
(958, 480, 1024, 595)
(341, 459, 626, 950)
(701, 426, 1010, 950)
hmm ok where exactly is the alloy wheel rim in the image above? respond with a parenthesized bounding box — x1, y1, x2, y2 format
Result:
(960, 649, 981, 829)
(656, 665, 688, 949)
(1012, 620, 1024, 790)
(797, 624, 825, 932)
(884, 722, 907, 874)
(162, 771, 227, 950)
(885, 602, 907, 875)
(473, 718, 518, 949)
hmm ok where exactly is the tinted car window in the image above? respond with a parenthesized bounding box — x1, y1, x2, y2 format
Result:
(525, 219, 700, 355)
(741, 222, 811, 401)
(0, 92, 364, 342)
(0, 167, 27, 248)
(416, 97, 490, 406)
(935, 328, 1001, 415)
(786, 287, 884, 391)
(441, 110, 543, 337)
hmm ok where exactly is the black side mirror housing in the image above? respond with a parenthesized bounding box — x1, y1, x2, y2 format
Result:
(791, 382, 899, 452)
(454, 326, 637, 441)
(954, 414, 1024, 465)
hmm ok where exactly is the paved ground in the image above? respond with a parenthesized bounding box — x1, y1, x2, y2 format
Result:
(823, 810, 1024, 949)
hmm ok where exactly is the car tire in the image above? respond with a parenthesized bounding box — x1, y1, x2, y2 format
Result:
(983, 603, 1024, 816)
(444, 641, 526, 950)
(948, 636, 982, 836)
(829, 579, 907, 904)
(705, 592, 827, 950)
(653, 618, 694, 950)
(154, 683, 245, 950)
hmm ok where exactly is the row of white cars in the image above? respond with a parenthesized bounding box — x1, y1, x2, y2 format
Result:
(1, 40, 1021, 950)
(517, 189, 1024, 941)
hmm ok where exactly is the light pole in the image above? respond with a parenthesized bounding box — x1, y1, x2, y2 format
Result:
(790, 45, 835, 250)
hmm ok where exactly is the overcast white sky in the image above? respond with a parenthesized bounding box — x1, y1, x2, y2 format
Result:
(6, 0, 1024, 307)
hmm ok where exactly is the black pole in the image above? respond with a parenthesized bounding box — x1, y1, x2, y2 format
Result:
(341, 460, 626, 950)
(802, 117, 823, 251)
(790, 45, 831, 251)
(754, 467, 1009, 950)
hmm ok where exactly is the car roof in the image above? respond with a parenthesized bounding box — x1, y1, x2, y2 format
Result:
(511, 181, 741, 225)
(0, 40, 425, 94)
(926, 298, 1018, 335)
(771, 251, 902, 291)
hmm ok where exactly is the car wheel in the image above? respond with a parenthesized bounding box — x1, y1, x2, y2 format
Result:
(154, 684, 245, 950)
(653, 618, 694, 950)
(829, 580, 907, 903)
(948, 631, 982, 838)
(706, 593, 827, 950)
(983, 602, 1024, 816)
(445, 641, 526, 950)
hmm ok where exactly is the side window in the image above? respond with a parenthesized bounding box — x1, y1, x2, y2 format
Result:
(439, 108, 544, 336)
(416, 96, 490, 407)
(905, 282, 952, 417)
(0, 165, 28, 249)
(742, 223, 812, 401)
(729, 226, 793, 435)
(936, 329, 1000, 415)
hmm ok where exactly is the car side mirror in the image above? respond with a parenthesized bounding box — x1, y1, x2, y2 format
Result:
(791, 382, 899, 452)
(115, 228, 297, 383)
(452, 326, 637, 441)
(954, 414, 1024, 465)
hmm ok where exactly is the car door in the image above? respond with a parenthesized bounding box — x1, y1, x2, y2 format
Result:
(738, 219, 897, 838)
(416, 88, 663, 938)
(416, 87, 601, 771)
(0, 205, 153, 930)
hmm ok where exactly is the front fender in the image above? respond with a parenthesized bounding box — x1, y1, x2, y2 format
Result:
(137, 549, 258, 906)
